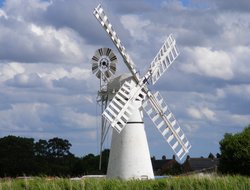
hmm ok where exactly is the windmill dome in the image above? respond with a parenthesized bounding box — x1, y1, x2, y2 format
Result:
(107, 73, 133, 99)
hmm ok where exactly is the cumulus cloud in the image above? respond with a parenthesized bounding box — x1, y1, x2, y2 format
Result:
(29, 24, 85, 63)
(120, 14, 150, 42)
(181, 47, 233, 80)
(41, 67, 91, 81)
(0, 62, 92, 91)
(0, 103, 49, 131)
(6, 73, 48, 88)
(220, 84, 250, 101)
(62, 108, 97, 129)
(0, 0, 95, 64)
(216, 12, 250, 47)
(0, 9, 7, 18)
(231, 114, 250, 126)
(187, 107, 216, 121)
(0, 62, 25, 81)
(0, 22, 85, 63)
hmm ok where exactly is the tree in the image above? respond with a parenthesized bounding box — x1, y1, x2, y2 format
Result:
(47, 137, 72, 158)
(0, 135, 109, 176)
(164, 162, 182, 175)
(82, 153, 99, 174)
(208, 153, 215, 159)
(34, 139, 48, 157)
(219, 126, 250, 175)
(34, 139, 50, 174)
(216, 153, 221, 158)
(46, 137, 74, 176)
(0, 136, 36, 177)
(99, 149, 110, 174)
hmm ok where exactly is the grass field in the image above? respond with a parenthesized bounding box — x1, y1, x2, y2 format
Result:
(0, 175, 249, 190)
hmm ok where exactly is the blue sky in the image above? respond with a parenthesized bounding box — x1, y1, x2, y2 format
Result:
(0, 0, 250, 161)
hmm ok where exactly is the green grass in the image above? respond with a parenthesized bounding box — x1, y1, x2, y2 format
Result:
(0, 175, 249, 190)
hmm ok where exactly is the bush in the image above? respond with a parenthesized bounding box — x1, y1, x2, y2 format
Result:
(219, 126, 250, 175)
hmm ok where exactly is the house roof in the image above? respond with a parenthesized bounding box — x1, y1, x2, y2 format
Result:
(187, 158, 219, 171)
(152, 159, 174, 171)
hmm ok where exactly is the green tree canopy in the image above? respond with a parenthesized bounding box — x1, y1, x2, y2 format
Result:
(34, 139, 48, 157)
(0, 136, 35, 177)
(0, 136, 81, 177)
(0, 135, 111, 177)
(219, 125, 250, 175)
(47, 137, 72, 158)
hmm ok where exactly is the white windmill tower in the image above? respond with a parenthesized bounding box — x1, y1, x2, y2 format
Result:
(93, 4, 191, 180)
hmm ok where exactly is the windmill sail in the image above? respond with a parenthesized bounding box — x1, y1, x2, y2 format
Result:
(93, 4, 139, 82)
(148, 34, 179, 85)
(102, 80, 146, 133)
(142, 91, 191, 160)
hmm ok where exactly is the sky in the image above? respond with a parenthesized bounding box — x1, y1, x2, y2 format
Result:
(0, 0, 250, 161)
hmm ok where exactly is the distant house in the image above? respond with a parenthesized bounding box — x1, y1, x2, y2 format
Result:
(183, 154, 219, 173)
(151, 153, 220, 175)
(151, 155, 181, 175)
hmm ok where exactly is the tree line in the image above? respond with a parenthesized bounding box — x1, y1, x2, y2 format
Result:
(0, 125, 249, 177)
(0, 136, 109, 177)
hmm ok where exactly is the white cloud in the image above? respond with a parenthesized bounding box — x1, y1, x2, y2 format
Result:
(120, 14, 150, 42)
(0, 3, 88, 64)
(28, 23, 85, 64)
(185, 123, 200, 134)
(67, 67, 91, 80)
(231, 114, 250, 126)
(222, 84, 250, 101)
(0, 103, 49, 131)
(202, 107, 216, 121)
(187, 106, 216, 121)
(161, 0, 185, 10)
(62, 108, 97, 129)
(187, 107, 202, 119)
(231, 46, 250, 76)
(4, 0, 50, 20)
(0, 62, 25, 81)
(215, 88, 225, 99)
(39, 67, 91, 81)
(0, 61, 92, 89)
(216, 12, 250, 46)
(181, 47, 233, 80)
(0, 9, 8, 19)
(6, 73, 50, 88)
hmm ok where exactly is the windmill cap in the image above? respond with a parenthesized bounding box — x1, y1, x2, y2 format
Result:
(107, 73, 134, 93)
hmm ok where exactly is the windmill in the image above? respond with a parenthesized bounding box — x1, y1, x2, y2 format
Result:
(93, 4, 191, 179)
